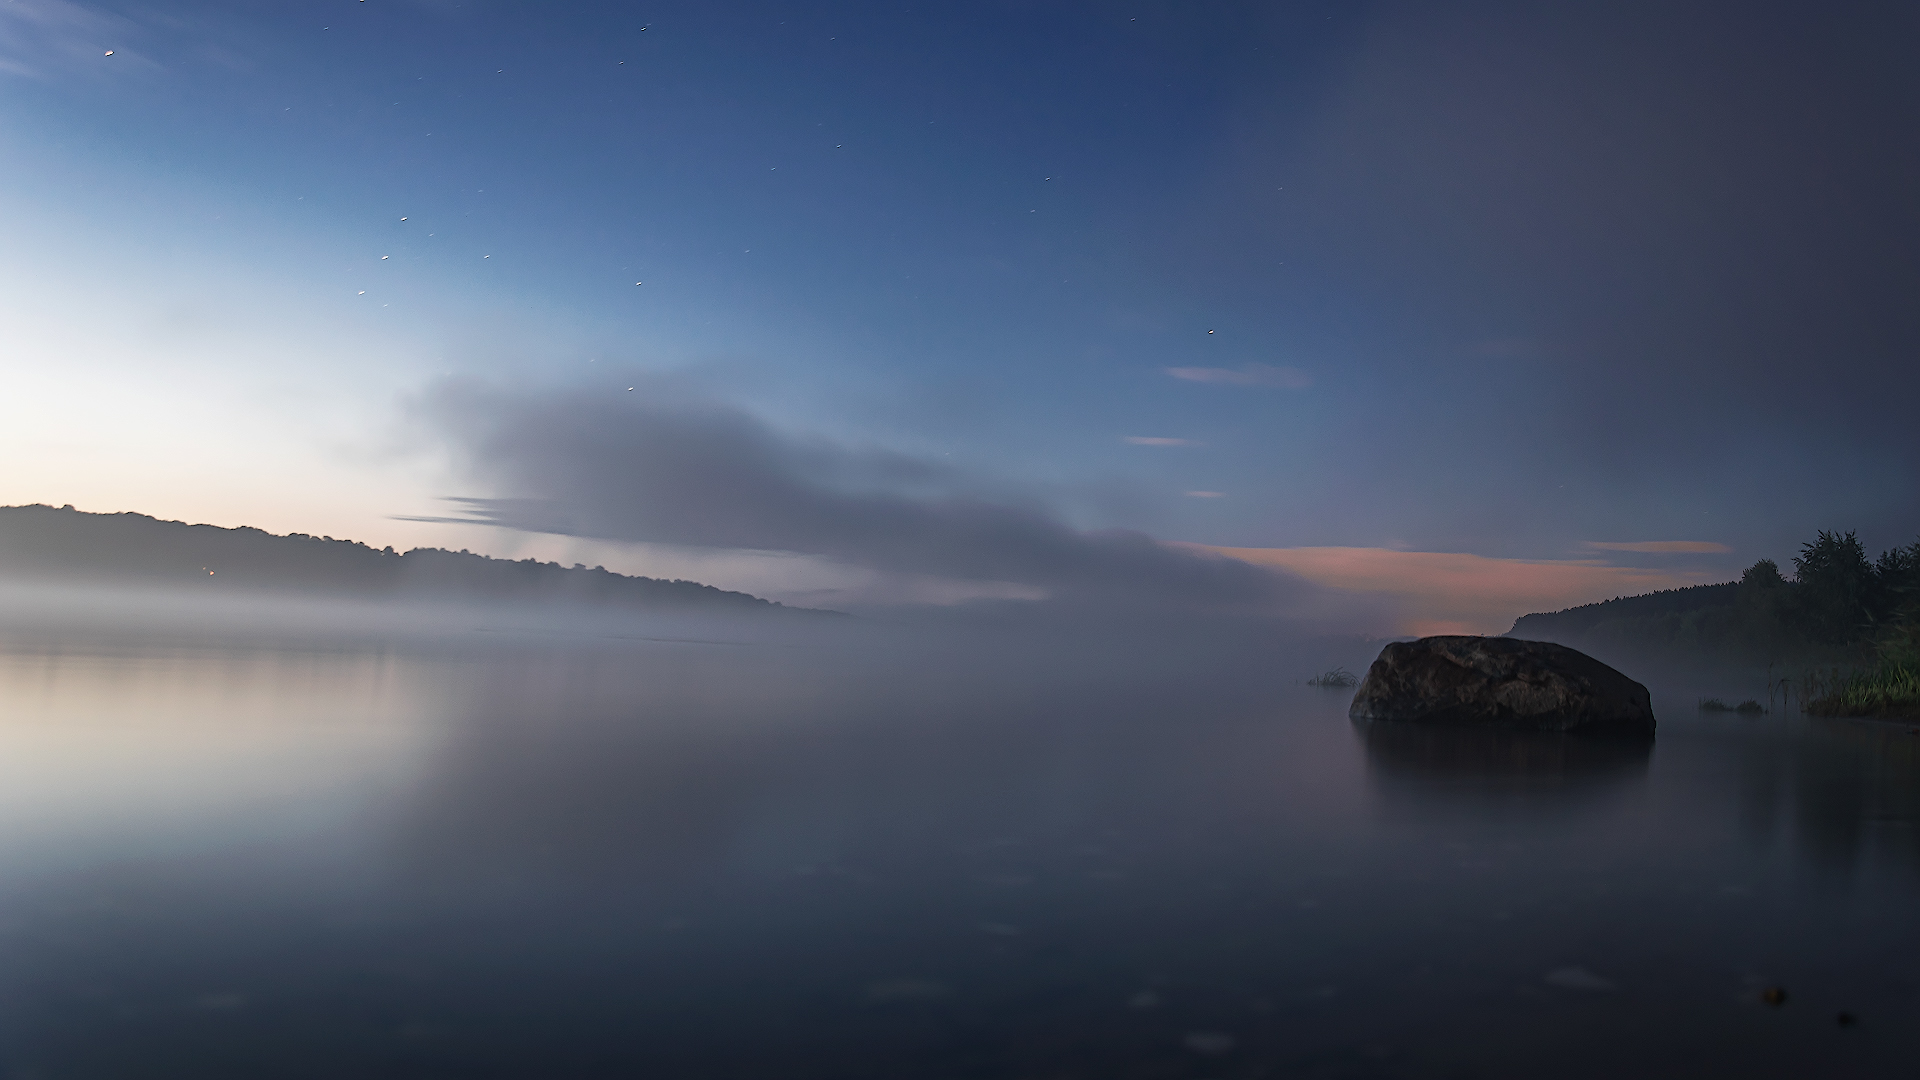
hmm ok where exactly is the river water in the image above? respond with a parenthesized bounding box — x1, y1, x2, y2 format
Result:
(0, 620, 1911, 1078)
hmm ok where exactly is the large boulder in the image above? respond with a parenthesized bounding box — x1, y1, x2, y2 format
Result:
(1349, 636, 1655, 735)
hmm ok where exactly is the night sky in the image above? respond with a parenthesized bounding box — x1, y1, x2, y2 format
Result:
(3, 1, 1915, 628)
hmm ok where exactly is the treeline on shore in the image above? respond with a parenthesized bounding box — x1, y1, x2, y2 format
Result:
(0, 504, 827, 616)
(1512, 530, 1919, 717)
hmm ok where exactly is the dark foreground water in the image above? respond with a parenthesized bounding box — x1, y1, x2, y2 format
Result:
(0, 621, 1914, 1079)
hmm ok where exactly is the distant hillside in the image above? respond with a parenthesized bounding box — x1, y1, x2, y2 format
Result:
(1510, 529, 1918, 664)
(1507, 579, 1800, 663)
(1511, 581, 1743, 639)
(0, 504, 826, 615)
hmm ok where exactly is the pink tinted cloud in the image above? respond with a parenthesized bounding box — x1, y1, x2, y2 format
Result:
(1164, 363, 1312, 388)
(1183, 545, 1725, 636)
(1583, 540, 1731, 553)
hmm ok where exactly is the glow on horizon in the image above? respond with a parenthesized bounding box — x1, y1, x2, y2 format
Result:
(1584, 540, 1733, 554)
(1193, 544, 1727, 636)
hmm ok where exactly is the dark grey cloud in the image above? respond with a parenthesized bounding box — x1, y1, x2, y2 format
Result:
(1170, 0, 1920, 560)
(413, 378, 1329, 615)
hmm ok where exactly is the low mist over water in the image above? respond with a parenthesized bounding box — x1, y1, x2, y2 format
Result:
(0, 604, 1912, 1079)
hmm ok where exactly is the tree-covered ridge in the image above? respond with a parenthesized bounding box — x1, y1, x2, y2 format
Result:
(1511, 530, 1920, 662)
(1788, 530, 1920, 643)
(0, 504, 823, 614)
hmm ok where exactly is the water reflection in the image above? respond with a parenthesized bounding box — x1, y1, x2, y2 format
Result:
(387, 647, 1325, 892)
(0, 646, 434, 871)
(1726, 714, 1920, 877)
(0, 636, 1913, 1078)
(394, 701, 788, 887)
(1353, 718, 1652, 809)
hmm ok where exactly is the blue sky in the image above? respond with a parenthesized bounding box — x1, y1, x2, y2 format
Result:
(3, 0, 1916, 623)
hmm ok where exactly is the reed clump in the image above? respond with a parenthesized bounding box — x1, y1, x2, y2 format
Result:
(1804, 623, 1920, 718)
(1307, 666, 1358, 688)
(1804, 665, 1920, 718)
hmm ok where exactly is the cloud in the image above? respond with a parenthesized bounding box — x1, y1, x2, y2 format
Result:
(410, 379, 1331, 615)
(1184, 491, 1225, 498)
(1164, 364, 1312, 388)
(1193, 544, 1724, 636)
(1123, 436, 1193, 446)
(1583, 540, 1731, 554)
(1167, 1, 1920, 561)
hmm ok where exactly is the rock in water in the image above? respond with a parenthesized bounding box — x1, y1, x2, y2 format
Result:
(1349, 636, 1655, 734)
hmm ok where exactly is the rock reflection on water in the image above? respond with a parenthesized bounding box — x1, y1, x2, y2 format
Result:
(1356, 706, 1920, 876)
(1353, 718, 1652, 808)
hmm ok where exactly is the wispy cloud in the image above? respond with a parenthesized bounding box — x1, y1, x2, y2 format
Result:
(0, 0, 155, 79)
(1123, 436, 1193, 446)
(1183, 491, 1225, 498)
(413, 378, 1329, 615)
(1583, 540, 1731, 554)
(1192, 544, 1723, 636)
(1164, 363, 1312, 388)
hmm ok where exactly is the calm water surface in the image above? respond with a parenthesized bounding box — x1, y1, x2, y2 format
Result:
(0, 627, 1913, 1079)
